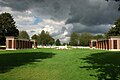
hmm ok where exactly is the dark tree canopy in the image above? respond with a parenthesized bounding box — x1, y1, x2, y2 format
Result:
(0, 12, 19, 45)
(55, 39, 61, 46)
(70, 32, 80, 46)
(94, 34, 105, 40)
(0, 12, 19, 37)
(45, 31, 55, 46)
(31, 34, 38, 40)
(79, 32, 93, 46)
(39, 30, 46, 45)
(18, 31, 30, 39)
(70, 32, 100, 46)
(106, 17, 120, 36)
(32, 30, 55, 46)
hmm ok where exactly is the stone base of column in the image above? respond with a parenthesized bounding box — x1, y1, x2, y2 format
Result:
(109, 49, 120, 51)
(6, 48, 16, 50)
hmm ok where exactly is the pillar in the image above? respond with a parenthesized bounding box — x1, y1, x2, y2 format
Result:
(6, 39, 9, 49)
(90, 40, 93, 48)
(96, 41, 98, 48)
(117, 40, 119, 49)
(12, 39, 15, 49)
(34, 40, 37, 49)
(109, 40, 112, 50)
(119, 40, 120, 49)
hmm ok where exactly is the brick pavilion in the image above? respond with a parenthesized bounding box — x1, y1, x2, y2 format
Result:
(90, 36, 120, 51)
(6, 36, 37, 50)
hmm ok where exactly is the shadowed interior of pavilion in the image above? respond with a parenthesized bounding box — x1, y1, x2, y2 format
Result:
(0, 51, 55, 73)
(80, 51, 120, 80)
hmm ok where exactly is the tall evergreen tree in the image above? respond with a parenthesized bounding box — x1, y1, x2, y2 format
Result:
(0, 12, 19, 45)
(55, 39, 61, 46)
(0, 12, 19, 37)
(39, 30, 46, 46)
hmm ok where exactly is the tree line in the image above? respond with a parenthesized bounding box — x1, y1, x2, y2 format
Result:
(70, 16, 120, 46)
(70, 32, 105, 46)
(31, 30, 61, 46)
(0, 12, 120, 46)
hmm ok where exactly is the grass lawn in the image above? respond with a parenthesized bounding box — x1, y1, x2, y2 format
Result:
(0, 48, 120, 80)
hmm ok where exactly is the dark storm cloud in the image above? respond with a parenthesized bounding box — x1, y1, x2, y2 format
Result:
(0, 0, 70, 20)
(66, 0, 120, 26)
(0, 0, 120, 34)
(0, 0, 45, 11)
(71, 23, 111, 34)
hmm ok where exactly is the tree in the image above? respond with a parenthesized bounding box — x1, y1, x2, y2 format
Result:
(70, 32, 80, 46)
(106, 17, 120, 36)
(94, 34, 105, 39)
(18, 31, 29, 39)
(39, 30, 46, 46)
(79, 32, 93, 46)
(0, 12, 19, 45)
(31, 34, 38, 40)
(63, 43, 67, 46)
(0, 12, 19, 36)
(55, 39, 61, 46)
(39, 30, 55, 46)
(48, 37, 55, 46)
(45, 31, 55, 46)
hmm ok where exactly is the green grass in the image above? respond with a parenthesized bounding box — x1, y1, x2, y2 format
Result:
(0, 48, 120, 80)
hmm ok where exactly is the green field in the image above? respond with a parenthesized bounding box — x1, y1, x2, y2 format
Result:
(0, 48, 120, 80)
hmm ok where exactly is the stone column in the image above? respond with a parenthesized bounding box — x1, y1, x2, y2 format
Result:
(6, 39, 9, 49)
(119, 40, 120, 49)
(103, 41, 104, 50)
(18, 40, 20, 49)
(90, 40, 93, 48)
(111, 40, 113, 50)
(117, 40, 119, 49)
(109, 40, 112, 50)
(96, 41, 98, 48)
(12, 39, 15, 49)
(105, 40, 107, 50)
(98, 41, 100, 49)
(101, 42, 103, 50)
(21, 41, 23, 49)
(100, 42, 101, 49)
(34, 40, 37, 49)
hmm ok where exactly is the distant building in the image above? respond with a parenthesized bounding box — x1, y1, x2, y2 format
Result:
(90, 36, 120, 51)
(6, 36, 37, 50)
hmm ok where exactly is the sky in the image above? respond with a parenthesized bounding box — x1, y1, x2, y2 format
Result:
(0, 0, 120, 43)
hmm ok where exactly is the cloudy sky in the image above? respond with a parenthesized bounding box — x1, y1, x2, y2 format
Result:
(0, 0, 120, 42)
